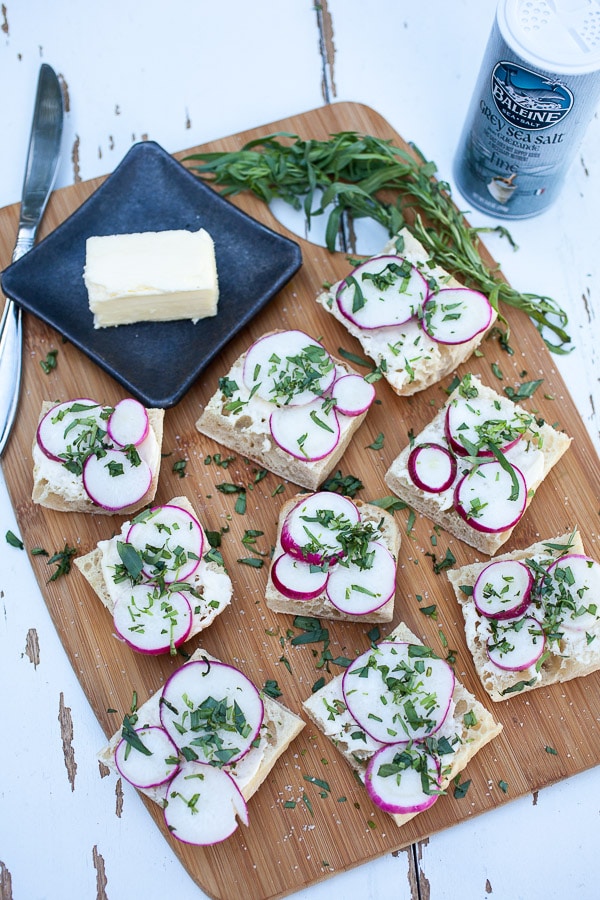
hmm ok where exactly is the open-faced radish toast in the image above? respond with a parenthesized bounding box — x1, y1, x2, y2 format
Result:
(303, 621, 502, 826)
(32, 397, 164, 515)
(195, 329, 376, 491)
(98, 648, 304, 845)
(75, 496, 233, 656)
(384, 373, 571, 555)
(265, 491, 401, 622)
(447, 528, 600, 701)
(315, 228, 497, 397)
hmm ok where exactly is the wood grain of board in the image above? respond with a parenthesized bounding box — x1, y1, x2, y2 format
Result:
(1, 102, 600, 900)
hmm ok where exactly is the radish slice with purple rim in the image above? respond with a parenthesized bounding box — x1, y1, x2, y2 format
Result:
(271, 553, 329, 600)
(125, 504, 204, 584)
(326, 541, 396, 615)
(114, 725, 180, 789)
(454, 460, 527, 534)
(336, 255, 428, 330)
(164, 760, 248, 845)
(486, 615, 545, 671)
(107, 398, 149, 447)
(330, 374, 375, 417)
(159, 659, 264, 765)
(365, 741, 441, 815)
(242, 330, 336, 406)
(408, 443, 457, 493)
(342, 642, 455, 744)
(113, 587, 193, 655)
(421, 287, 493, 345)
(473, 559, 534, 620)
(445, 396, 525, 457)
(543, 554, 600, 632)
(280, 492, 361, 564)
(36, 398, 105, 461)
(269, 397, 340, 461)
(82, 449, 152, 510)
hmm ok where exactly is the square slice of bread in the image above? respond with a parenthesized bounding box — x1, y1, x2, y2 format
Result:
(75, 495, 233, 647)
(265, 493, 401, 623)
(447, 528, 600, 701)
(98, 647, 305, 809)
(32, 400, 164, 515)
(303, 621, 502, 828)
(384, 373, 571, 555)
(315, 227, 498, 397)
(195, 329, 372, 491)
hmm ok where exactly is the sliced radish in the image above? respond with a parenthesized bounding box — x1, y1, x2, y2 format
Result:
(544, 554, 600, 632)
(113, 587, 193, 655)
(125, 504, 204, 584)
(164, 761, 248, 845)
(330, 373, 376, 417)
(271, 553, 329, 600)
(421, 287, 493, 345)
(270, 397, 340, 461)
(82, 449, 152, 511)
(326, 541, 396, 615)
(454, 460, 527, 534)
(280, 492, 361, 564)
(342, 642, 455, 744)
(486, 615, 545, 671)
(336, 255, 428, 330)
(473, 559, 534, 620)
(408, 443, 457, 493)
(159, 659, 264, 765)
(36, 398, 106, 461)
(107, 397, 150, 447)
(242, 330, 336, 406)
(114, 725, 180, 789)
(365, 741, 441, 815)
(445, 396, 524, 457)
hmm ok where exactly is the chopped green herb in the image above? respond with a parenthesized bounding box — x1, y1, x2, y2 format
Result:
(453, 776, 471, 799)
(504, 379, 543, 401)
(545, 745, 558, 756)
(320, 470, 363, 497)
(46, 544, 78, 582)
(367, 432, 384, 451)
(498, 780, 509, 793)
(172, 458, 187, 478)
(40, 349, 58, 374)
(5, 530, 24, 549)
(237, 557, 264, 568)
(262, 679, 282, 699)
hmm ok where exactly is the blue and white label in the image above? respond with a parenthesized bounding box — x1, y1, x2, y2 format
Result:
(491, 61, 573, 131)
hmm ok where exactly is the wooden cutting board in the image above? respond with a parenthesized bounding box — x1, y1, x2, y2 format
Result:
(2, 102, 600, 900)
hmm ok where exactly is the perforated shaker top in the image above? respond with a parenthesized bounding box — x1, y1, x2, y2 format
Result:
(498, 0, 600, 73)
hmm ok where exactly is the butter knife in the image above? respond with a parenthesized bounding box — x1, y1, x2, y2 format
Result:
(0, 63, 64, 456)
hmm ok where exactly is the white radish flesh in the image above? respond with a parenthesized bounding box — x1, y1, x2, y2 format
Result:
(270, 553, 329, 600)
(544, 554, 600, 632)
(365, 741, 441, 814)
(326, 541, 396, 615)
(164, 761, 248, 845)
(113, 587, 193, 655)
(331, 374, 375, 416)
(160, 659, 264, 765)
(242, 330, 336, 406)
(82, 449, 152, 511)
(473, 559, 534, 620)
(114, 725, 180, 789)
(107, 397, 149, 447)
(269, 397, 340, 461)
(486, 615, 545, 671)
(421, 287, 493, 345)
(125, 504, 204, 583)
(336, 255, 428, 330)
(445, 396, 524, 457)
(36, 398, 105, 461)
(454, 460, 527, 533)
(280, 492, 361, 564)
(342, 642, 455, 744)
(408, 443, 457, 493)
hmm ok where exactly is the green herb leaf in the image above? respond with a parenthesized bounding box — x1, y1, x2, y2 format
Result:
(5, 529, 24, 549)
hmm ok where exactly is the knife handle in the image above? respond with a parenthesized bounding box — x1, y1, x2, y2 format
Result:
(0, 298, 23, 456)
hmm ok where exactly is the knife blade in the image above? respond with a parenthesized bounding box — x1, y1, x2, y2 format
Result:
(0, 63, 64, 456)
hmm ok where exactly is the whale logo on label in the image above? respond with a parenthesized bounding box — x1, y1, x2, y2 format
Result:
(491, 61, 573, 130)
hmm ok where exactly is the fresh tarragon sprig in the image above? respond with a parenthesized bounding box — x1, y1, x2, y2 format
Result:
(185, 131, 571, 353)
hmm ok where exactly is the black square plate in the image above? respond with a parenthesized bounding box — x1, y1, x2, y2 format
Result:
(1, 140, 302, 407)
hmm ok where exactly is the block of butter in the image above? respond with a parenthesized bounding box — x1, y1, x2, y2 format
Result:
(83, 228, 219, 328)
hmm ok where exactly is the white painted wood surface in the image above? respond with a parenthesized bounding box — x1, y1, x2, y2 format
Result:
(1, 2, 599, 898)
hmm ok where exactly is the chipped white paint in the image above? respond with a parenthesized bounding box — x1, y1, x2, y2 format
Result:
(1, 2, 600, 899)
